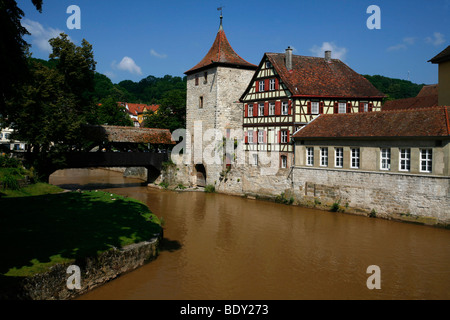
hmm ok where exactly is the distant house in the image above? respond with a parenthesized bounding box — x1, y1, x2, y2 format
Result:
(293, 106, 450, 176)
(240, 47, 385, 170)
(0, 127, 26, 152)
(428, 45, 450, 106)
(118, 102, 160, 127)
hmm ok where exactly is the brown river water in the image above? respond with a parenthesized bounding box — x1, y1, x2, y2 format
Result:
(50, 169, 450, 300)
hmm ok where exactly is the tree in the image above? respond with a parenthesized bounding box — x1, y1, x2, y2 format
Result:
(0, 0, 43, 118)
(142, 89, 186, 133)
(92, 97, 133, 127)
(6, 33, 97, 181)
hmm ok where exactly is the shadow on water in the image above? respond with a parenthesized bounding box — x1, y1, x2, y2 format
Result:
(56, 182, 147, 191)
(159, 238, 182, 253)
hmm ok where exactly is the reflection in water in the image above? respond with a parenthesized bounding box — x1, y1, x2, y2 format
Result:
(50, 169, 450, 300)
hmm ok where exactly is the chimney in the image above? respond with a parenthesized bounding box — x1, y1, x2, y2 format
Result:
(325, 50, 332, 63)
(285, 46, 293, 71)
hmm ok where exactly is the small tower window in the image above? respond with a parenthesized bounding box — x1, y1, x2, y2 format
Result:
(204, 72, 208, 84)
(199, 96, 204, 109)
(195, 74, 199, 86)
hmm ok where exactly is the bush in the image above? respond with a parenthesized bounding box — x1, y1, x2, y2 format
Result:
(369, 209, 377, 218)
(330, 200, 341, 212)
(2, 173, 20, 190)
(275, 192, 294, 205)
(205, 185, 215, 193)
(0, 155, 21, 168)
(159, 181, 169, 189)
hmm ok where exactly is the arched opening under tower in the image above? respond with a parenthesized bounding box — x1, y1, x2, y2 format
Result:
(195, 164, 207, 187)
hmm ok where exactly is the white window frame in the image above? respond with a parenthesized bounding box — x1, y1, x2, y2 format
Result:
(350, 148, 360, 169)
(252, 153, 258, 166)
(281, 102, 289, 115)
(306, 147, 314, 166)
(280, 130, 288, 144)
(399, 148, 411, 172)
(420, 149, 432, 173)
(259, 103, 265, 117)
(269, 79, 276, 91)
(363, 102, 369, 113)
(338, 102, 347, 114)
(335, 147, 343, 168)
(311, 102, 319, 115)
(320, 147, 329, 167)
(248, 104, 253, 118)
(259, 81, 265, 92)
(258, 130, 264, 144)
(281, 155, 287, 169)
(380, 148, 391, 171)
(269, 102, 275, 116)
(248, 130, 253, 144)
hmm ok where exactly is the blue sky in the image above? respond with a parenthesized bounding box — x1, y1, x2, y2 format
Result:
(19, 0, 449, 85)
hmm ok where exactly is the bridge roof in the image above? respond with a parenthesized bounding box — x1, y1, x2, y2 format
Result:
(84, 125, 175, 145)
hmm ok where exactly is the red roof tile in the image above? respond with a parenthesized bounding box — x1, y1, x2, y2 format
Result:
(266, 53, 385, 98)
(119, 102, 159, 116)
(417, 84, 438, 97)
(293, 107, 450, 139)
(84, 125, 175, 145)
(382, 95, 438, 111)
(185, 21, 257, 75)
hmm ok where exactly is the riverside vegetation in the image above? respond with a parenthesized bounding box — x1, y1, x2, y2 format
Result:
(0, 155, 162, 296)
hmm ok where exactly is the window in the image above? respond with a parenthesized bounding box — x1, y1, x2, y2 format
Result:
(399, 148, 411, 172)
(420, 149, 432, 173)
(311, 102, 319, 115)
(306, 147, 314, 166)
(248, 104, 253, 117)
(269, 79, 276, 91)
(259, 103, 265, 116)
(351, 148, 360, 169)
(248, 130, 253, 144)
(281, 102, 289, 115)
(280, 130, 288, 143)
(363, 103, 369, 113)
(335, 147, 343, 168)
(199, 96, 204, 109)
(380, 148, 391, 171)
(258, 131, 264, 144)
(281, 155, 287, 169)
(269, 102, 275, 116)
(195, 74, 199, 86)
(253, 153, 258, 166)
(259, 81, 265, 92)
(203, 72, 208, 84)
(320, 147, 329, 167)
(266, 61, 272, 68)
(338, 102, 346, 114)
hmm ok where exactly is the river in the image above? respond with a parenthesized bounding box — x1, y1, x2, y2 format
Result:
(50, 169, 450, 300)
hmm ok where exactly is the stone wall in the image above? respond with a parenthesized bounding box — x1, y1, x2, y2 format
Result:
(291, 167, 450, 225)
(1, 237, 160, 300)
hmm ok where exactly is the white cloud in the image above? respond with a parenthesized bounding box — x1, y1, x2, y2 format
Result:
(22, 19, 65, 53)
(387, 37, 416, 52)
(150, 49, 167, 59)
(310, 42, 347, 61)
(425, 32, 445, 46)
(113, 57, 142, 75)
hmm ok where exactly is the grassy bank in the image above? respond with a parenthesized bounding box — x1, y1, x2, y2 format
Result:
(0, 183, 162, 290)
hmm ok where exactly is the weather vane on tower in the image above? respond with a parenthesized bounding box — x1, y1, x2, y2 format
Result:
(217, 6, 225, 28)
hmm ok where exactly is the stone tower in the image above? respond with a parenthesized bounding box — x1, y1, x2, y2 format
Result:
(184, 15, 257, 187)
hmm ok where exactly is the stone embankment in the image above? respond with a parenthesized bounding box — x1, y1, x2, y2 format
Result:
(1, 236, 161, 300)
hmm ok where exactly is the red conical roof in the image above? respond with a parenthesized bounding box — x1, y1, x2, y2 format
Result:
(185, 19, 257, 75)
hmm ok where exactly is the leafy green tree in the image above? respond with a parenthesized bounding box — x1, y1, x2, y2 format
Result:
(0, 0, 43, 118)
(142, 89, 186, 132)
(6, 33, 97, 181)
(364, 75, 425, 101)
(92, 97, 133, 127)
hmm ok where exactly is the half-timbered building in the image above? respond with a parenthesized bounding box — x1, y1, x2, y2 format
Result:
(240, 47, 385, 170)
